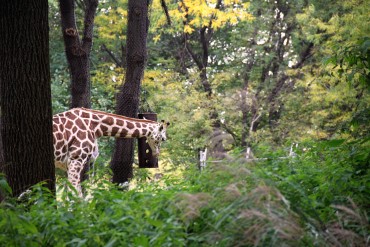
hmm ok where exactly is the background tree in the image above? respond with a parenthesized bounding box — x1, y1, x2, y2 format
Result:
(110, 0, 149, 184)
(0, 0, 55, 197)
(59, 0, 98, 108)
(150, 0, 253, 157)
(290, 0, 370, 139)
(232, 0, 313, 149)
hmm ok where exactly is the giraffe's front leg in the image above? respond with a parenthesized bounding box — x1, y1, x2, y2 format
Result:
(67, 159, 85, 197)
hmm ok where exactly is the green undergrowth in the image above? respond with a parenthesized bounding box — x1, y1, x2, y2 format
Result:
(0, 139, 369, 247)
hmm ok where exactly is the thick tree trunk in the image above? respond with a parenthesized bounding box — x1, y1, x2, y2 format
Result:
(110, 0, 149, 184)
(59, 0, 98, 108)
(0, 120, 3, 166)
(0, 0, 55, 197)
(0, 119, 4, 201)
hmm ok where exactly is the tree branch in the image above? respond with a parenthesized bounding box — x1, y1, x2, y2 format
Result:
(220, 122, 239, 144)
(291, 42, 314, 69)
(180, 0, 203, 70)
(101, 44, 123, 67)
(82, 0, 98, 52)
(184, 36, 203, 69)
(200, 0, 222, 66)
(250, 113, 261, 133)
(160, 0, 171, 25)
(200, 27, 208, 68)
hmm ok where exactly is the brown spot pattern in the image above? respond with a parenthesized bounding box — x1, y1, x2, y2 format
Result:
(65, 120, 73, 129)
(120, 129, 128, 137)
(77, 131, 86, 140)
(101, 125, 108, 133)
(126, 122, 135, 129)
(103, 117, 114, 125)
(111, 127, 119, 135)
(75, 118, 84, 128)
(116, 119, 124, 126)
(81, 112, 90, 118)
(132, 129, 140, 137)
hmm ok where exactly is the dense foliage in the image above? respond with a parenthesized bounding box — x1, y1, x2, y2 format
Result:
(1, 0, 369, 246)
(0, 140, 368, 246)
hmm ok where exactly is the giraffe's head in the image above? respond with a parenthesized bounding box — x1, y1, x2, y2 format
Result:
(147, 120, 170, 157)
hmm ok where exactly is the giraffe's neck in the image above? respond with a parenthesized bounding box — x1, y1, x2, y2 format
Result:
(80, 108, 158, 139)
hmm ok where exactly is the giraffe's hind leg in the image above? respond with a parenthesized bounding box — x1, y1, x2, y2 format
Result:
(67, 140, 95, 197)
(90, 142, 99, 178)
(81, 160, 91, 185)
(81, 143, 99, 182)
(67, 159, 85, 197)
(67, 153, 93, 197)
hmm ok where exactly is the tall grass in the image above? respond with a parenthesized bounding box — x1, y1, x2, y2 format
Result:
(0, 139, 369, 246)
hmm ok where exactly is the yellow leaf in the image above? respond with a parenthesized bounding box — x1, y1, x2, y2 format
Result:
(184, 25, 195, 34)
(212, 19, 222, 29)
(153, 34, 161, 43)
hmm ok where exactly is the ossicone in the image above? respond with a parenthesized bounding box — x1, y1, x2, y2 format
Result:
(161, 120, 170, 126)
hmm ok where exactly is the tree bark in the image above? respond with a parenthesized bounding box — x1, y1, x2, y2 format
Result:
(0, 119, 4, 167)
(59, 0, 98, 108)
(0, 119, 4, 201)
(0, 0, 55, 197)
(110, 0, 149, 184)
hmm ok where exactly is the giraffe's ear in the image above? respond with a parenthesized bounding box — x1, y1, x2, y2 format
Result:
(161, 120, 170, 126)
(160, 120, 170, 128)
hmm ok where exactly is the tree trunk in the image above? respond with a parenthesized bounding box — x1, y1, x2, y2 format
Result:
(59, 0, 98, 108)
(0, 119, 4, 201)
(110, 0, 149, 184)
(0, 0, 55, 197)
(0, 119, 4, 167)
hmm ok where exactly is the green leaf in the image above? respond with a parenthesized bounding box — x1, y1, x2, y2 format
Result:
(323, 139, 345, 147)
(104, 238, 117, 247)
(133, 236, 149, 247)
(66, 238, 87, 247)
(0, 177, 12, 195)
(147, 218, 163, 228)
(18, 215, 38, 234)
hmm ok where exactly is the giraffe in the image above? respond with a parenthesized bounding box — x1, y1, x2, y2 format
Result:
(52, 107, 170, 197)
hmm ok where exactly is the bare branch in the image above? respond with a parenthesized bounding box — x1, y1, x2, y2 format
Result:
(250, 114, 261, 133)
(160, 0, 171, 25)
(220, 122, 239, 144)
(184, 39, 203, 70)
(200, 27, 208, 68)
(101, 44, 123, 67)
